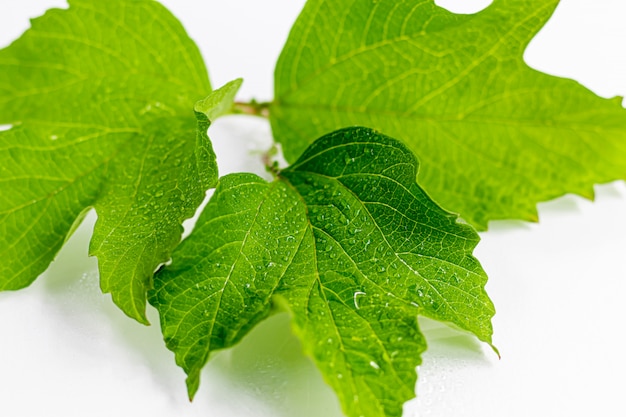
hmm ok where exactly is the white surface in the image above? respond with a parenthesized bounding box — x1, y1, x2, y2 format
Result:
(1, 1, 626, 416)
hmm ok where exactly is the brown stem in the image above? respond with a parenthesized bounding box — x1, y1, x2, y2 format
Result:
(232, 100, 271, 118)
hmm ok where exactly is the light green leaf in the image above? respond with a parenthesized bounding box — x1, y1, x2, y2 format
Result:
(0, 0, 241, 323)
(150, 127, 494, 416)
(271, 0, 626, 229)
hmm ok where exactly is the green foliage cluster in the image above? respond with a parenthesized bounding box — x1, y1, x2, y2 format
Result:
(1, 1, 624, 416)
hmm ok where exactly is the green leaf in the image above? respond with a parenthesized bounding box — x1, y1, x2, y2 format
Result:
(149, 127, 494, 417)
(0, 0, 241, 323)
(271, 0, 626, 229)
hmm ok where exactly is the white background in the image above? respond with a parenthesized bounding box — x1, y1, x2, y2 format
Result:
(1, 0, 626, 416)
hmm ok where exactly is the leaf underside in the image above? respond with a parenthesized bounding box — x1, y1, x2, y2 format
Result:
(271, 0, 626, 229)
(149, 127, 495, 417)
(0, 0, 240, 322)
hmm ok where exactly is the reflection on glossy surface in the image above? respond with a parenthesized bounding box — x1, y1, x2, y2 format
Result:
(202, 314, 344, 417)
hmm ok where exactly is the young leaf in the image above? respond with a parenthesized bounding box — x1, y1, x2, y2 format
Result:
(0, 0, 241, 323)
(149, 127, 495, 417)
(271, 0, 626, 229)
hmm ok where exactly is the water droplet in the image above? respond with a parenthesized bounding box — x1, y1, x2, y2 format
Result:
(353, 291, 366, 309)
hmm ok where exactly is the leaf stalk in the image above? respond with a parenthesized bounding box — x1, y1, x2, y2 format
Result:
(233, 100, 271, 118)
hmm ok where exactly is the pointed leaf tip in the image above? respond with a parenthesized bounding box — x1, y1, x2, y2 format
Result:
(195, 78, 243, 121)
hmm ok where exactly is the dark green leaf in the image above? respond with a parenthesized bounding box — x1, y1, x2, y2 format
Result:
(150, 127, 494, 417)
